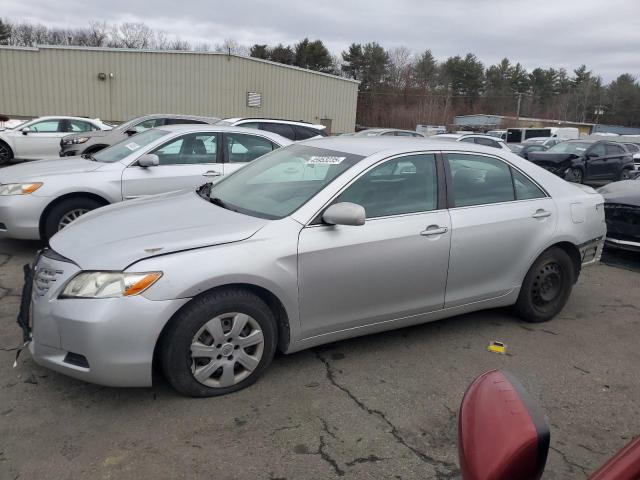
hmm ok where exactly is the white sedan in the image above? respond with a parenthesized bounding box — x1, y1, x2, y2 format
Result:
(434, 133, 511, 151)
(0, 116, 112, 164)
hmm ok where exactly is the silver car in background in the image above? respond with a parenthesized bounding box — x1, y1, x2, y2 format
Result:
(0, 125, 291, 239)
(26, 137, 606, 396)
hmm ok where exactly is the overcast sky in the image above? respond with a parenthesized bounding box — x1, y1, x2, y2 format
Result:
(3, 0, 639, 81)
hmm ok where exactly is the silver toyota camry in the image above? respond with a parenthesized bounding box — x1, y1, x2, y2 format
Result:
(25, 137, 606, 397)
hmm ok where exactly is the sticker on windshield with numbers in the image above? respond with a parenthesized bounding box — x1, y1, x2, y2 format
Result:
(306, 156, 346, 165)
(125, 142, 140, 151)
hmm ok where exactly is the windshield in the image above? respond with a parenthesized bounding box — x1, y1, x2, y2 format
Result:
(354, 129, 383, 137)
(547, 142, 591, 154)
(93, 129, 168, 163)
(209, 144, 364, 219)
(214, 120, 234, 127)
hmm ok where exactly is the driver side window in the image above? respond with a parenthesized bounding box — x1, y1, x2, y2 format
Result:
(588, 143, 606, 157)
(29, 120, 61, 132)
(151, 133, 218, 165)
(335, 154, 438, 218)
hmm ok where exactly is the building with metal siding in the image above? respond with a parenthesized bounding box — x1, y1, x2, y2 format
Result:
(0, 45, 359, 133)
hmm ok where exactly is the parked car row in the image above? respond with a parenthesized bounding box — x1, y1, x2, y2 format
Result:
(0, 114, 328, 165)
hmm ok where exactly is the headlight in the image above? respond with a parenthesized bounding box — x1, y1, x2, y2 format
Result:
(61, 271, 162, 299)
(0, 183, 43, 195)
(62, 137, 90, 145)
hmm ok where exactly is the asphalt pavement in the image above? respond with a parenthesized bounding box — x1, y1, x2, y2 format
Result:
(1, 238, 639, 479)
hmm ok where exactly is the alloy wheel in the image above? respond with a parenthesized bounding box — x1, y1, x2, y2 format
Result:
(190, 312, 265, 388)
(571, 168, 583, 183)
(57, 208, 90, 231)
(0, 143, 11, 165)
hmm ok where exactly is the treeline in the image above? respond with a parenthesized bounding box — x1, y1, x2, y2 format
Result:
(1, 18, 639, 128)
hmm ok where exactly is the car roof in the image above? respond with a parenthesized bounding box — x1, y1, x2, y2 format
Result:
(297, 136, 511, 157)
(151, 124, 293, 144)
(30, 115, 104, 123)
(224, 118, 326, 129)
(129, 113, 220, 123)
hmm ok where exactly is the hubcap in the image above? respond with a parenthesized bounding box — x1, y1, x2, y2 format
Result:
(0, 143, 10, 163)
(532, 262, 563, 306)
(190, 312, 264, 388)
(58, 208, 90, 231)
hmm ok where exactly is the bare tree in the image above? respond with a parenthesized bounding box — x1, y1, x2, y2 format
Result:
(109, 22, 153, 49)
(387, 46, 413, 89)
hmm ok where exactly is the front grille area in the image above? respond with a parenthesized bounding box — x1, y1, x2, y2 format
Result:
(604, 203, 640, 240)
(33, 266, 64, 297)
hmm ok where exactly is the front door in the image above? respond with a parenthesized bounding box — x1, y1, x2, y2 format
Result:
(583, 143, 609, 182)
(298, 153, 451, 338)
(121, 132, 222, 199)
(443, 152, 557, 307)
(12, 119, 67, 159)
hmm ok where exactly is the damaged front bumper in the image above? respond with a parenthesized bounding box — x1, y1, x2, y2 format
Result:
(603, 203, 640, 252)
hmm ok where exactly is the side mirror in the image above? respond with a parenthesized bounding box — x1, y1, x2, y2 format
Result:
(21, 127, 31, 135)
(125, 129, 137, 136)
(322, 202, 365, 226)
(458, 370, 549, 480)
(138, 154, 160, 168)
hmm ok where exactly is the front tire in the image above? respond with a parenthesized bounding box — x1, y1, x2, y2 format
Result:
(0, 141, 13, 166)
(160, 288, 277, 397)
(515, 247, 575, 323)
(43, 197, 104, 240)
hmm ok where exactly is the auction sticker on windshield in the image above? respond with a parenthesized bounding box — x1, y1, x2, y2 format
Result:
(307, 156, 346, 165)
(126, 142, 141, 151)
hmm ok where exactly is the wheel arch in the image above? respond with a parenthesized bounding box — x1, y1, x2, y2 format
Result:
(39, 192, 110, 238)
(152, 283, 291, 374)
(543, 241, 582, 283)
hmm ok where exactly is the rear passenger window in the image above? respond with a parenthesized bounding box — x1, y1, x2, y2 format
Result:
(446, 153, 515, 207)
(511, 169, 546, 200)
(459, 137, 476, 144)
(260, 123, 295, 140)
(226, 133, 274, 163)
(475, 137, 500, 149)
(605, 144, 625, 155)
(294, 126, 319, 140)
(335, 154, 438, 218)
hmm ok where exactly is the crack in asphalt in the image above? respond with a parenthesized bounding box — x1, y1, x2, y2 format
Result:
(345, 455, 388, 466)
(315, 351, 460, 480)
(269, 422, 302, 437)
(549, 445, 589, 476)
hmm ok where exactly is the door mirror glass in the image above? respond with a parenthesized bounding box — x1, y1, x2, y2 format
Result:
(138, 153, 160, 168)
(322, 202, 365, 226)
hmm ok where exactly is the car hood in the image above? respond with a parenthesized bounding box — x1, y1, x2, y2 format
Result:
(50, 190, 269, 270)
(527, 152, 579, 166)
(598, 180, 640, 206)
(0, 157, 104, 182)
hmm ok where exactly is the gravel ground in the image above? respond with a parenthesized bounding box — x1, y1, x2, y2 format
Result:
(1, 238, 639, 480)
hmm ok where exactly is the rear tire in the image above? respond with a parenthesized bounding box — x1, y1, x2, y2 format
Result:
(0, 141, 13, 166)
(621, 168, 633, 180)
(515, 247, 575, 323)
(569, 168, 583, 183)
(43, 197, 104, 240)
(160, 288, 277, 397)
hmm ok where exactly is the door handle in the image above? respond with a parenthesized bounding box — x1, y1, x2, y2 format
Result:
(202, 171, 222, 177)
(532, 209, 552, 219)
(420, 225, 448, 236)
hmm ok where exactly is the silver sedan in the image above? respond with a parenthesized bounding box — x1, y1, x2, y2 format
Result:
(26, 137, 606, 396)
(0, 125, 290, 240)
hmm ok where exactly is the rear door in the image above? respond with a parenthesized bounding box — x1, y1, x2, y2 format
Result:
(121, 132, 222, 199)
(222, 132, 277, 175)
(584, 143, 608, 182)
(604, 143, 627, 180)
(444, 152, 556, 307)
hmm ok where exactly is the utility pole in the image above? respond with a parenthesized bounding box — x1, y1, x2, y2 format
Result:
(516, 93, 523, 121)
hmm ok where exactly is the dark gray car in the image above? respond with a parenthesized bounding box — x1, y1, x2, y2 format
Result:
(59, 114, 219, 157)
